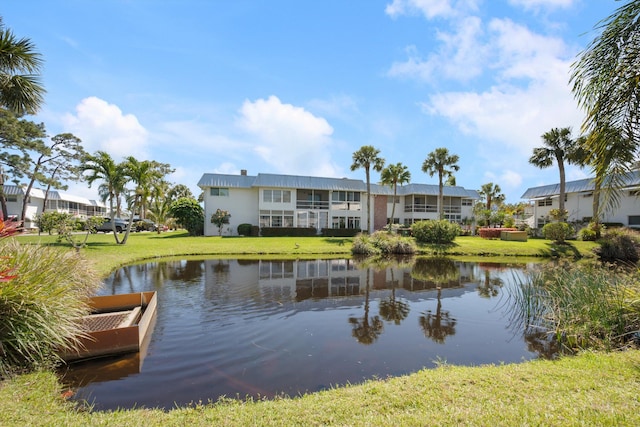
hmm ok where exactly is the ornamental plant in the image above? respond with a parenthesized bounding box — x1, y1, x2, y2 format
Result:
(211, 209, 231, 236)
(0, 216, 101, 378)
(411, 220, 460, 244)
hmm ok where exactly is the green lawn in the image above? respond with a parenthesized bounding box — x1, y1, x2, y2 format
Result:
(15, 231, 599, 276)
(2, 351, 639, 426)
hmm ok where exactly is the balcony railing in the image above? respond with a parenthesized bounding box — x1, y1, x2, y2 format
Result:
(404, 204, 461, 214)
(296, 201, 330, 210)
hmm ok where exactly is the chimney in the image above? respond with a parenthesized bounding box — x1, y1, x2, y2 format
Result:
(241, 169, 247, 176)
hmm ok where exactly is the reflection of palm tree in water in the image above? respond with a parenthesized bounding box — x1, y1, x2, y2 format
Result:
(412, 258, 458, 344)
(379, 268, 410, 325)
(419, 286, 457, 344)
(477, 269, 504, 298)
(349, 267, 384, 345)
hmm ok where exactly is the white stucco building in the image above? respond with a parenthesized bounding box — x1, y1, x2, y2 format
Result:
(521, 171, 640, 229)
(198, 171, 479, 236)
(3, 184, 107, 229)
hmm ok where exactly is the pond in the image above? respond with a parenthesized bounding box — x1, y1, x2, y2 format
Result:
(61, 257, 551, 411)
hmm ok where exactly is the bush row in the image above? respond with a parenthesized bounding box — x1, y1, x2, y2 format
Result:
(478, 227, 518, 239)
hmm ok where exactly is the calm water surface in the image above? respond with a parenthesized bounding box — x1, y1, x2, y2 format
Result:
(62, 257, 546, 410)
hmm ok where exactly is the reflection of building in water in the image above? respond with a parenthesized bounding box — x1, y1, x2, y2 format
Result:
(251, 259, 479, 301)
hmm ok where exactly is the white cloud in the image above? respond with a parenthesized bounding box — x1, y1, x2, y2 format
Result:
(508, 0, 575, 11)
(62, 97, 149, 160)
(236, 96, 342, 177)
(385, 0, 481, 19)
(424, 18, 582, 157)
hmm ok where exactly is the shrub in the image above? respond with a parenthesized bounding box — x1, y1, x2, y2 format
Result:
(542, 222, 574, 243)
(260, 227, 317, 237)
(237, 223, 253, 236)
(351, 231, 417, 255)
(595, 228, 640, 264)
(578, 222, 602, 242)
(478, 227, 517, 239)
(322, 228, 361, 237)
(412, 220, 460, 244)
(169, 197, 204, 236)
(0, 240, 101, 378)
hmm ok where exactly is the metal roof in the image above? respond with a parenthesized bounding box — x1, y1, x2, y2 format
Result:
(521, 170, 640, 199)
(252, 173, 367, 191)
(2, 185, 105, 207)
(198, 172, 479, 197)
(197, 173, 256, 188)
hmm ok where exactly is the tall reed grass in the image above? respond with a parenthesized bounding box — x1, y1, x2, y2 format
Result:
(0, 240, 101, 378)
(509, 261, 640, 351)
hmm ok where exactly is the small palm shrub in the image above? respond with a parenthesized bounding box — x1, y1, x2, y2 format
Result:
(542, 222, 574, 243)
(578, 222, 602, 241)
(411, 220, 460, 244)
(595, 228, 640, 264)
(0, 240, 101, 378)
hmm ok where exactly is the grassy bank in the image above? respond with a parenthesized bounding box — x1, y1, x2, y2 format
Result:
(15, 231, 599, 276)
(2, 351, 639, 426)
(3, 231, 627, 426)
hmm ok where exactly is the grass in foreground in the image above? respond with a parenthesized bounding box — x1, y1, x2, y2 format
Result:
(1, 351, 639, 426)
(15, 232, 599, 276)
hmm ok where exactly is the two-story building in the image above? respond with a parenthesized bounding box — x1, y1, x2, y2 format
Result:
(521, 170, 640, 229)
(198, 171, 479, 236)
(3, 184, 107, 229)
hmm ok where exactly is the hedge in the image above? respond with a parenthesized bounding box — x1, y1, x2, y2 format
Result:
(321, 228, 361, 237)
(478, 227, 517, 239)
(260, 227, 317, 237)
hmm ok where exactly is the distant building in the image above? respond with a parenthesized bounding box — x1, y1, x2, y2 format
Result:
(198, 171, 479, 236)
(521, 171, 640, 229)
(3, 184, 107, 229)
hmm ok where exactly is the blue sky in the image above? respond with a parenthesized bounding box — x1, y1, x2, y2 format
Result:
(3, 0, 621, 203)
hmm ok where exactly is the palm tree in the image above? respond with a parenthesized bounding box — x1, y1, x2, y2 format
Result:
(478, 182, 504, 211)
(0, 19, 46, 115)
(422, 147, 459, 220)
(351, 145, 385, 233)
(571, 2, 640, 215)
(82, 151, 127, 244)
(380, 162, 411, 231)
(529, 127, 583, 218)
(121, 157, 171, 244)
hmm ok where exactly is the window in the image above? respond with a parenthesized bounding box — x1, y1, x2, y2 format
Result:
(629, 216, 640, 226)
(260, 210, 294, 227)
(6, 195, 17, 203)
(537, 198, 553, 207)
(331, 216, 361, 229)
(387, 196, 400, 204)
(461, 198, 473, 206)
(331, 191, 360, 202)
(210, 187, 229, 196)
(263, 189, 291, 203)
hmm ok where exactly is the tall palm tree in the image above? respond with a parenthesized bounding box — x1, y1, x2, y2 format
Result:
(81, 151, 127, 243)
(529, 127, 582, 218)
(351, 145, 385, 233)
(121, 157, 170, 244)
(478, 182, 504, 211)
(422, 147, 459, 220)
(0, 19, 46, 115)
(380, 162, 411, 231)
(571, 1, 640, 215)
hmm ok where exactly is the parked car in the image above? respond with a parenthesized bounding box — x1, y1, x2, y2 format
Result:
(134, 218, 158, 232)
(94, 217, 129, 233)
